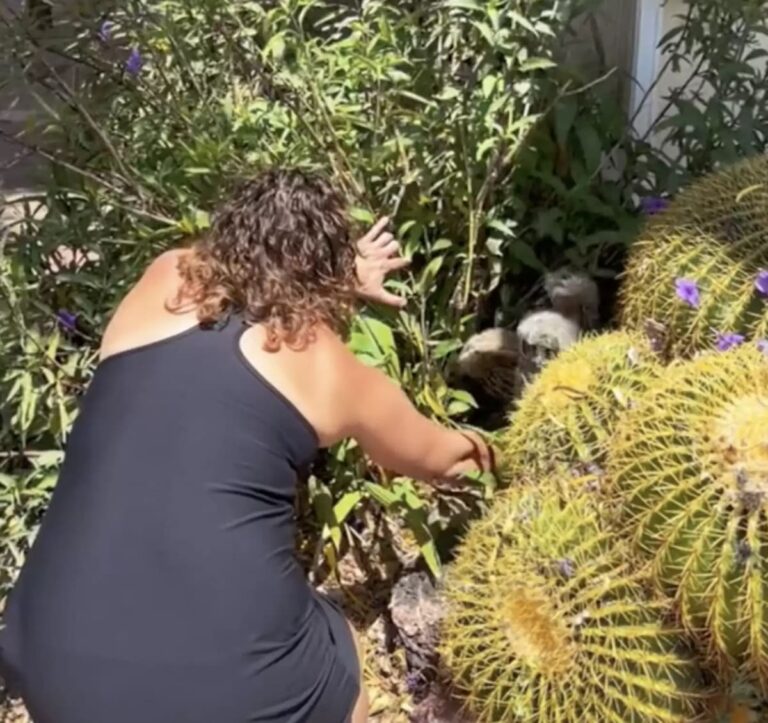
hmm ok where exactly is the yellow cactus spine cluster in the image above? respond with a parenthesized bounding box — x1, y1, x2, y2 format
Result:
(608, 345, 768, 688)
(441, 483, 714, 722)
(619, 154, 768, 358)
(500, 331, 660, 484)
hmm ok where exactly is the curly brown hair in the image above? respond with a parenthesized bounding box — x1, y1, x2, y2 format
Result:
(174, 168, 358, 349)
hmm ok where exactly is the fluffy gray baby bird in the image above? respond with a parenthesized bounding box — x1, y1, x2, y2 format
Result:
(544, 267, 600, 330)
(516, 309, 581, 382)
(454, 269, 600, 403)
(455, 327, 521, 402)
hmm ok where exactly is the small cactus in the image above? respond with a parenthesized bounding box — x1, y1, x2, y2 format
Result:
(619, 155, 768, 358)
(441, 484, 713, 723)
(500, 330, 661, 484)
(608, 344, 768, 688)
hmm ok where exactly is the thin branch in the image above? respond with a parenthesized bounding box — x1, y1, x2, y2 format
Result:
(562, 66, 617, 97)
(640, 53, 708, 145)
(0, 129, 175, 226)
(24, 61, 143, 192)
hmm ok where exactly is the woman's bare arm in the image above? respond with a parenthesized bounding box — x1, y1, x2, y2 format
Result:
(333, 344, 494, 483)
(237, 321, 494, 484)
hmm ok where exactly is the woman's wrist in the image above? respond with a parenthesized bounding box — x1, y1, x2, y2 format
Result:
(456, 429, 496, 475)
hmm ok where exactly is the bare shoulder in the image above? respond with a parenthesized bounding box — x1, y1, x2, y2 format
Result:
(113, 248, 186, 305)
(238, 323, 375, 447)
(141, 248, 188, 283)
(100, 248, 194, 358)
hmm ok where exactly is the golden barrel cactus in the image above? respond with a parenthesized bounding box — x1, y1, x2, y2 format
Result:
(608, 344, 768, 687)
(500, 331, 661, 484)
(619, 155, 768, 358)
(441, 484, 713, 722)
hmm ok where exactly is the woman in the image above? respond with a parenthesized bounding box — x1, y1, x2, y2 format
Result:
(0, 169, 494, 723)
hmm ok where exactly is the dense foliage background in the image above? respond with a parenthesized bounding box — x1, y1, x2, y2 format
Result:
(1, 0, 768, 599)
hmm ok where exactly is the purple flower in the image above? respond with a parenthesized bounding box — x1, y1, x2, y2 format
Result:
(675, 278, 700, 308)
(716, 332, 745, 352)
(755, 269, 768, 296)
(98, 20, 113, 43)
(641, 196, 669, 215)
(125, 48, 143, 76)
(757, 339, 768, 355)
(405, 671, 422, 694)
(56, 310, 77, 332)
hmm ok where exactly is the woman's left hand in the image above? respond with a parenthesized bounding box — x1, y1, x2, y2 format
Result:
(355, 217, 410, 308)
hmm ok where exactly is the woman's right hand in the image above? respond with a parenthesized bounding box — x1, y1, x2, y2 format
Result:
(439, 429, 496, 485)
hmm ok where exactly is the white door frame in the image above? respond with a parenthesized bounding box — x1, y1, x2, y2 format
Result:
(629, 0, 664, 137)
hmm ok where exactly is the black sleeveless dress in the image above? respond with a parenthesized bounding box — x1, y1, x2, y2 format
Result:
(0, 315, 359, 723)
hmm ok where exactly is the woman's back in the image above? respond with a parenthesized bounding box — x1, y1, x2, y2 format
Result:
(6, 313, 315, 654)
(0, 313, 364, 722)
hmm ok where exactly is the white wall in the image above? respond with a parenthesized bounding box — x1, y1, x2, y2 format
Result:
(563, 0, 637, 107)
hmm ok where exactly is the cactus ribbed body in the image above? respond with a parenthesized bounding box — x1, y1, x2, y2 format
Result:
(500, 331, 660, 484)
(441, 485, 713, 722)
(619, 155, 768, 357)
(608, 346, 768, 687)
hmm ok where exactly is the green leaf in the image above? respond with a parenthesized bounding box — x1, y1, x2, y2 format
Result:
(476, 136, 498, 161)
(365, 482, 399, 508)
(436, 86, 462, 101)
(45, 272, 101, 288)
(419, 255, 444, 292)
(444, 0, 480, 10)
(472, 21, 495, 46)
(509, 10, 537, 34)
(348, 331, 380, 360)
(420, 538, 442, 578)
(349, 206, 375, 224)
(481, 73, 497, 98)
(360, 316, 397, 357)
(431, 238, 453, 253)
(193, 209, 211, 230)
(447, 389, 477, 416)
(333, 491, 363, 525)
(520, 57, 556, 72)
(486, 218, 516, 238)
(507, 240, 543, 270)
(396, 90, 437, 108)
(433, 339, 463, 359)
(404, 506, 441, 577)
(575, 118, 603, 173)
(264, 33, 286, 61)
(554, 97, 578, 148)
